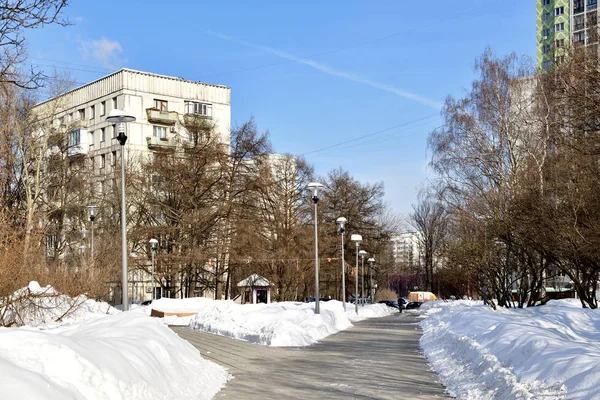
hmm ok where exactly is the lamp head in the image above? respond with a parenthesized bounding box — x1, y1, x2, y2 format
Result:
(350, 234, 362, 243)
(149, 238, 159, 249)
(86, 205, 97, 221)
(81, 228, 88, 238)
(367, 257, 375, 263)
(106, 109, 135, 146)
(359, 250, 367, 256)
(105, 109, 136, 123)
(307, 182, 324, 203)
(336, 217, 346, 233)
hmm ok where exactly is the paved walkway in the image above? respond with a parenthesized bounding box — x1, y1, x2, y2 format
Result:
(170, 312, 448, 399)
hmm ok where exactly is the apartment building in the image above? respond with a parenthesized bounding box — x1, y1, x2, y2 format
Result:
(537, 0, 599, 70)
(390, 232, 419, 267)
(35, 68, 230, 160)
(33, 69, 231, 303)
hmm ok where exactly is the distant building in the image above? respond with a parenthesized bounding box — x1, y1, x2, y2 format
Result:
(390, 232, 419, 267)
(537, 0, 598, 70)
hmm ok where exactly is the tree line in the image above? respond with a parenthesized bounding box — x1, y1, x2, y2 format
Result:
(0, 1, 401, 310)
(414, 46, 600, 309)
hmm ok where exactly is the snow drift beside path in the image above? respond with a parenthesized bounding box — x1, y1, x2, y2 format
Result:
(419, 299, 600, 399)
(185, 299, 394, 346)
(1, 281, 119, 327)
(0, 312, 229, 400)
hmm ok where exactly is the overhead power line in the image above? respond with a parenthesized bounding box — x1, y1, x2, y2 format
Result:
(301, 114, 439, 156)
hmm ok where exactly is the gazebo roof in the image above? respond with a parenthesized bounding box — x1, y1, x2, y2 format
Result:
(237, 274, 271, 288)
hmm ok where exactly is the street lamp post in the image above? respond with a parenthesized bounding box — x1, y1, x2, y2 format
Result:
(351, 234, 362, 314)
(149, 238, 158, 301)
(106, 109, 136, 311)
(359, 249, 367, 302)
(86, 205, 97, 264)
(307, 182, 325, 314)
(336, 217, 347, 310)
(368, 257, 375, 304)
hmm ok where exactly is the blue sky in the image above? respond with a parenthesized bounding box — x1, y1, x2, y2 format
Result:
(25, 0, 535, 216)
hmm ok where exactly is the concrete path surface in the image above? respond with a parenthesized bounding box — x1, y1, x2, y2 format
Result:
(170, 312, 449, 399)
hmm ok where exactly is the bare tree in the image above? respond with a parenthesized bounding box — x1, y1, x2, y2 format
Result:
(0, 0, 70, 89)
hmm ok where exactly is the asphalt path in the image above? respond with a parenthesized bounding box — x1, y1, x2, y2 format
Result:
(170, 311, 449, 399)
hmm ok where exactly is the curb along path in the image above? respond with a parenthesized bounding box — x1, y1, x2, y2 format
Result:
(171, 312, 448, 399)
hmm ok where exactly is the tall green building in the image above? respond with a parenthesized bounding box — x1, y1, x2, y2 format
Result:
(537, 0, 571, 70)
(537, 0, 599, 70)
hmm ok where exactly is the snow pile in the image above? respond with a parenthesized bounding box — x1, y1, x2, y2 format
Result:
(0, 311, 228, 400)
(184, 299, 394, 346)
(419, 299, 600, 399)
(1, 281, 118, 327)
(345, 302, 395, 322)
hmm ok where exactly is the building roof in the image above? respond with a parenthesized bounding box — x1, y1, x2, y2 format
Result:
(237, 274, 272, 287)
(34, 67, 229, 108)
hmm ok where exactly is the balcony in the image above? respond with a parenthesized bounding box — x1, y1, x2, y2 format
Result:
(67, 129, 89, 157)
(146, 136, 176, 150)
(146, 108, 178, 125)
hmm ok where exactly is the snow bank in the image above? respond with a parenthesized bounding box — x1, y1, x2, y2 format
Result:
(345, 302, 395, 322)
(184, 299, 394, 346)
(0, 312, 228, 400)
(419, 299, 600, 399)
(1, 281, 118, 328)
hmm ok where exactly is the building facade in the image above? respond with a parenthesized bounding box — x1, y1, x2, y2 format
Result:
(537, 0, 599, 70)
(33, 69, 231, 304)
(390, 232, 419, 267)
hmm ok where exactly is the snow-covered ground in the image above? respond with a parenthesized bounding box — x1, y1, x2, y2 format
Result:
(150, 297, 394, 346)
(0, 282, 228, 400)
(418, 299, 600, 400)
(1, 282, 395, 399)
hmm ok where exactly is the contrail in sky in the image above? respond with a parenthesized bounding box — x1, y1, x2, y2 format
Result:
(212, 32, 442, 110)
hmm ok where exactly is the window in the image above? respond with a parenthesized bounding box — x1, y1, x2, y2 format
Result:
(590, 0, 598, 10)
(100, 101, 106, 116)
(112, 151, 117, 167)
(154, 99, 168, 111)
(90, 105, 95, 119)
(112, 124, 117, 138)
(543, 28, 551, 37)
(112, 97, 118, 110)
(542, 43, 552, 54)
(574, 15, 585, 30)
(555, 22, 564, 32)
(185, 101, 212, 117)
(153, 125, 167, 138)
(543, 0, 550, 5)
(575, 31, 586, 43)
(101, 127, 106, 142)
(555, 6, 564, 15)
(542, 60, 553, 70)
(100, 154, 106, 169)
(556, 55, 565, 64)
(555, 38, 565, 48)
(68, 130, 81, 146)
(543, 12, 551, 21)
(78, 108, 85, 120)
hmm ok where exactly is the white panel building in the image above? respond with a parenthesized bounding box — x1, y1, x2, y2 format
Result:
(35, 68, 231, 160)
(33, 69, 231, 303)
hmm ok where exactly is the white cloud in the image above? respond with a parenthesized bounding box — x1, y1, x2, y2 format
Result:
(79, 37, 125, 70)
(212, 32, 442, 110)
